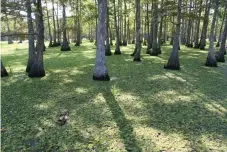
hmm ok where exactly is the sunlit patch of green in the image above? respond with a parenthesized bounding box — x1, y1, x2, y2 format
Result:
(1, 40, 227, 151)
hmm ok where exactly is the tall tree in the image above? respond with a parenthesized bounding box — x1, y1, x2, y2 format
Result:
(164, 0, 182, 70)
(93, 0, 110, 81)
(122, 0, 127, 46)
(26, 0, 35, 73)
(205, 0, 219, 67)
(105, 0, 112, 56)
(150, 0, 159, 56)
(216, 16, 225, 47)
(56, 1, 61, 45)
(45, 0, 53, 47)
(113, 0, 121, 54)
(133, 0, 141, 61)
(61, 3, 71, 51)
(199, 0, 211, 50)
(1, 61, 9, 77)
(194, 0, 203, 48)
(28, 0, 45, 78)
(216, 9, 227, 62)
(75, 0, 81, 46)
(51, 0, 58, 46)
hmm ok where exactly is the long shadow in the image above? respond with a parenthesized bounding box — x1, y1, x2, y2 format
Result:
(102, 87, 142, 152)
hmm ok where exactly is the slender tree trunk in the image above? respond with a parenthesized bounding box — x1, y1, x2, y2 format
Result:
(186, 0, 193, 47)
(205, 0, 219, 67)
(75, 0, 81, 46)
(216, 16, 225, 47)
(51, 0, 57, 46)
(105, 1, 112, 56)
(45, 0, 53, 47)
(164, 0, 182, 70)
(122, 0, 127, 46)
(199, 0, 211, 50)
(150, 1, 159, 56)
(93, 0, 110, 81)
(157, 0, 164, 51)
(28, 0, 45, 78)
(133, 0, 141, 61)
(194, 0, 203, 48)
(216, 10, 227, 61)
(132, 18, 136, 44)
(214, 17, 218, 42)
(113, 0, 121, 54)
(26, 0, 35, 73)
(95, 0, 98, 45)
(109, 24, 113, 45)
(61, 3, 71, 51)
(1, 61, 8, 77)
(5, 14, 13, 44)
(56, 1, 61, 45)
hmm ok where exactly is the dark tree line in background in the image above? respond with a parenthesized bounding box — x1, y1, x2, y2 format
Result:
(1, 0, 227, 79)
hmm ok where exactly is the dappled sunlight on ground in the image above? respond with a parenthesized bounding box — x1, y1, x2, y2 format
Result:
(1, 41, 227, 151)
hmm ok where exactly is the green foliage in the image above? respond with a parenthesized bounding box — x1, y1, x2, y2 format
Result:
(1, 41, 227, 151)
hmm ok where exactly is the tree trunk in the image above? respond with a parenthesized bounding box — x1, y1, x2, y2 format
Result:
(150, 1, 159, 56)
(93, 0, 110, 81)
(5, 14, 13, 44)
(122, 0, 127, 46)
(199, 0, 211, 50)
(56, 1, 61, 45)
(105, 1, 112, 56)
(216, 12, 227, 62)
(164, 0, 182, 70)
(61, 3, 71, 51)
(186, 0, 193, 47)
(205, 0, 218, 67)
(132, 18, 136, 44)
(28, 0, 45, 78)
(1, 61, 8, 77)
(194, 0, 203, 48)
(133, 0, 141, 61)
(26, 0, 35, 73)
(51, 0, 57, 46)
(75, 0, 81, 46)
(216, 16, 225, 47)
(45, 0, 53, 47)
(113, 0, 121, 54)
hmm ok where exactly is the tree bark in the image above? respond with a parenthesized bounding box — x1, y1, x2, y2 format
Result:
(216, 11, 227, 62)
(133, 0, 141, 61)
(26, 0, 35, 73)
(45, 0, 53, 47)
(93, 0, 110, 81)
(61, 3, 71, 51)
(105, 0, 112, 56)
(122, 0, 127, 46)
(199, 0, 211, 50)
(186, 0, 193, 47)
(1, 61, 8, 77)
(205, 0, 218, 67)
(194, 0, 203, 48)
(51, 0, 58, 46)
(56, 1, 61, 45)
(150, 1, 159, 56)
(164, 0, 182, 70)
(216, 16, 225, 47)
(113, 0, 121, 54)
(75, 0, 81, 46)
(28, 0, 45, 78)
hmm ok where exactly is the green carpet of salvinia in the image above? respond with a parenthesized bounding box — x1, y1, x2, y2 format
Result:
(1, 40, 227, 152)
